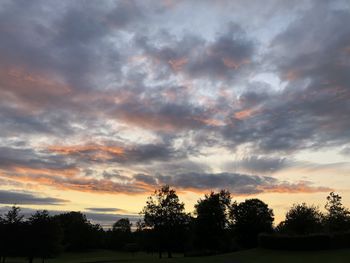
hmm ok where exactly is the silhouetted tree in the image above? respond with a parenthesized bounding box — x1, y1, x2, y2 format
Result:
(194, 190, 232, 252)
(134, 219, 157, 254)
(231, 199, 274, 248)
(0, 214, 4, 262)
(113, 218, 132, 232)
(1, 206, 25, 262)
(278, 203, 324, 235)
(141, 185, 190, 258)
(26, 210, 63, 263)
(107, 218, 132, 250)
(54, 212, 103, 251)
(324, 192, 350, 232)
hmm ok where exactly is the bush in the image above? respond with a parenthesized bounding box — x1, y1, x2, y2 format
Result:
(259, 233, 331, 250)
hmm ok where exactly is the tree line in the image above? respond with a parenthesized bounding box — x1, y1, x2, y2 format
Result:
(1, 186, 350, 261)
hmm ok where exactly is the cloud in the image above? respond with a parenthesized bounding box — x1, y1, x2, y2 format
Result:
(0, 190, 68, 205)
(0, 0, 348, 203)
(234, 156, 288, 173)
(85, 207, 128, 213)
(134, 172, 331, 195)
(136, 23, 254, 81)
(46, 141, 185, 164)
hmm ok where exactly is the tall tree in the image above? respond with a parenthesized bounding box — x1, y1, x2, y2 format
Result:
(194, 190, 232, 252)
(230, 199, 274, 248)
(278, 203, 324, 235)
(324, 192, 350, 232)
(26, 210, 63, 263)
(141, 185, 189, 258)
(1, 206, 25, 262)
(0, 214, 4, 263)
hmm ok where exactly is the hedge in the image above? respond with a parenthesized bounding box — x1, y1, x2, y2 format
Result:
(258, 233, 330, 250)
(259, 232, 350, 250)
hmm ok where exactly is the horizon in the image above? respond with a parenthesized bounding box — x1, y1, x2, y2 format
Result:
(0, 0, 350, 227)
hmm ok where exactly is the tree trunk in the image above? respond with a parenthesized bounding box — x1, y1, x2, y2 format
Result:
(2, 256, 6, 263)
(158, 250, 162, 259)
(28, 257, 33, 263)
(42, 257, 45, 263)
(167, 250, 172, 258)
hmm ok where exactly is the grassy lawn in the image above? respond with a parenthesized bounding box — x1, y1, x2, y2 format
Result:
(5, 249, 350, 263)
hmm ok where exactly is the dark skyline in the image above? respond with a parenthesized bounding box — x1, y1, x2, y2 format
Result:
(0, 0, 349, 225)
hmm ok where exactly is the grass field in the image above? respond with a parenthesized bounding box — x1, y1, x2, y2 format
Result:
(5, 248, 350, 263)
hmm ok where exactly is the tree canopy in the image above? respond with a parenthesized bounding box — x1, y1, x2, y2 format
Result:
(141, 185, 190, 258)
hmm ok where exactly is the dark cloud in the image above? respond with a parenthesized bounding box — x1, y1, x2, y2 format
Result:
(47, 141, 185, 165)
(133, 174, 157, 185)
(133, 172, 331, 195)
(227, 156, 288, 173)
(0, 146, 75, 171)
(0, 190, 68, 205)
(247, 1, 350, 152)
(136, 23, 254, 81)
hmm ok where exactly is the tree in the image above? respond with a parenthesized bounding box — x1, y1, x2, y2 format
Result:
(1, 206, 25, 262)
(113, 218, 132, 233)
(0, 214, 4, 262)
(278, 203, 324, 235)
(54, 212, 102, 251)
(230, 199, 274, 248)
(194, 190, 232, 252)
(324, 192, 350, 232)
(26, 210, 63, 263)
(108, 218, 132, 250)
(141, 185, 190, 258)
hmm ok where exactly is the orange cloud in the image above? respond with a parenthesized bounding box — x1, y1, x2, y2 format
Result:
(168, 57, 188, 71)
(48, 144, 124, 155)
(259, 183, 332, 194)
(0, 168, 152, 195)
(0, 66, 71, 110)
(234, 108, 258, 120)
(11, 166, 78, 178)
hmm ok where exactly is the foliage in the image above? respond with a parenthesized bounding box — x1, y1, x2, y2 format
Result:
(194, 190, 232, 252)
(324, 192, 350, 232)
(54, 212, 104, 251)
(107, 218, 133, 250)
(141, 185, 190, 258)
(277, 203, 324, 235)
(231, 199, 274, 248)
(26, 210, 63, 262)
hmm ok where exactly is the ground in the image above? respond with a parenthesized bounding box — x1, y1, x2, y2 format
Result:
(5, 249, 350, 263)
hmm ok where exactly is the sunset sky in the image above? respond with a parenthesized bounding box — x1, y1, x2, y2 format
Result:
(0, 0, 350, 227)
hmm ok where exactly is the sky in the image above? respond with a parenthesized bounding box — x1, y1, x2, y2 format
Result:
(0, 0, 350, 227)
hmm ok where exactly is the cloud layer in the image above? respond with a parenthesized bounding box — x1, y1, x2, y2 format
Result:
(0, 0, 349, 206)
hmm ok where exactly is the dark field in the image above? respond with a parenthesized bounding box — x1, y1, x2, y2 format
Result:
(5, 249, 350, 263)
